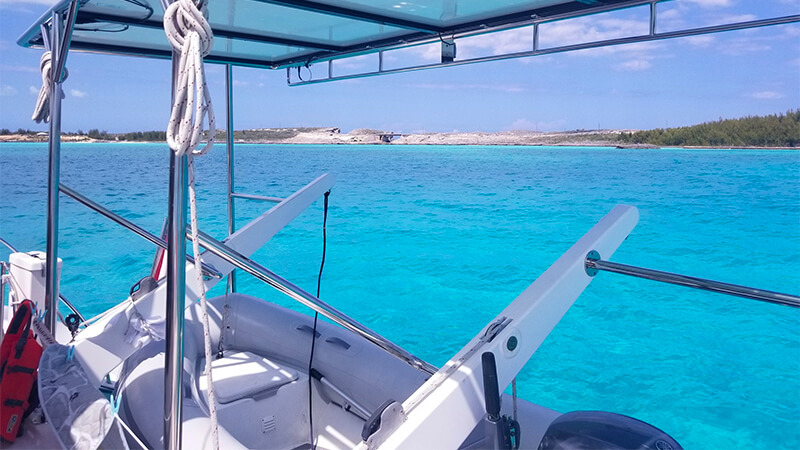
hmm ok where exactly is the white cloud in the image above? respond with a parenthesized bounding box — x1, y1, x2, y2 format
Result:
(614, 59, 652, 71)
(683, 0, 733, 8)
(232, 79, 249, 87)
(334, 54, 373, 70)
(684, 35, 715, 47)
(509, 119, 536, 130)
(457, 28, 532, 60)
(720, 38, 771, 55)
(29, 85, 39, 95)
(1, 65, 39, 74)
(746, 91, 785, 100)
(0, 85, 18, 96)
(408, 83, 526, 94)
(70, 89, 86, 98)
(507, 118, 566, 131)
(783, 25, 800, 38)
(718, 14, 758, 23)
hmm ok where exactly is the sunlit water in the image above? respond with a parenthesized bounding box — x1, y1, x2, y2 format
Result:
(1, 143, 799, 448)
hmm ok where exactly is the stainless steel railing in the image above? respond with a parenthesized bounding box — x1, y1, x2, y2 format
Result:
(57, 183, 437, 375)
(230, 192, 285, 203)
(59, 183, 222, 279)
(0, 262, 6, 342)
(0, 237, 86, 322)
(585, 251, 800, 308)
(191, 229, 438, 375)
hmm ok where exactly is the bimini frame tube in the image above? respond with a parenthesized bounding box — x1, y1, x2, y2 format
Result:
(164, 148, 187, 450)
(164, 47, 186, 450)
(44, 0, 79, 334)
(225, 63, 237, 293)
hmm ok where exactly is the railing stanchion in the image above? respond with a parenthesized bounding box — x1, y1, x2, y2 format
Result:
(225, 63, 237, 294)
(164, 45, 185, 450)
(585, 252, 800, 308)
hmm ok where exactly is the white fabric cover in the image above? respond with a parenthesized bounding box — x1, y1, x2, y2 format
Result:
(198, 351, 298, 404)
(38, 344, 128, 450)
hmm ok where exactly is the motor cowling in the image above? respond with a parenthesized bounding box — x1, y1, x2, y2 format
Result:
(538, 410, 682, 450)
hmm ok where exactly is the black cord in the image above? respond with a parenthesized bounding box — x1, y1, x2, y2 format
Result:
(308, 190, 330, 449)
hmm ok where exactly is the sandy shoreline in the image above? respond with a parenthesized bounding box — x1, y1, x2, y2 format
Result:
(0, 128, 795, 150)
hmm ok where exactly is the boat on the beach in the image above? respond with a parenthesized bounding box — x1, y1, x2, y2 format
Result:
(1, 0, 798, 448)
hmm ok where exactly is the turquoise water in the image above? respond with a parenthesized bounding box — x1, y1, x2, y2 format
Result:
(1, 143, 799, 448)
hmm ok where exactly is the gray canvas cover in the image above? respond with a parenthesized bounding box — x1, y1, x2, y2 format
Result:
(38, 344, 128, 450)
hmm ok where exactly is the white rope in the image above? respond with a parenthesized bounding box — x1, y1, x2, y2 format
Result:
(116, 415, 148, 450)
(31, 51, 67, 124)
(163, 1, 219, 448)
(164, 0, 215, 156)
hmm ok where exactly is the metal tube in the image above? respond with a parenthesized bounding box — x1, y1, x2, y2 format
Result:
(225, 63, 237, 293)
(1, 262, 6, 342)
(164, 53, 186, 450)
(230, 192, 284, 203)
(59, 183, 221, 279)
(585, 258, 800, 308)
(289, 14, 800, 86)
(54, 0, 79, 82)
(315, 373, 371, 419)
(0, 237, 84, 321)
(0, 237, 18, 253)
(190, 230, 438, 375)
(44, 10, 63, 335)
(649, 1, 657, 36)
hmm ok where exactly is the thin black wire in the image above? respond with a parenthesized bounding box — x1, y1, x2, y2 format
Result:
(308, 190, 330, 450)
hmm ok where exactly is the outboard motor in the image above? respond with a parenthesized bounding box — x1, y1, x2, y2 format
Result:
(538, 410, 681, 450)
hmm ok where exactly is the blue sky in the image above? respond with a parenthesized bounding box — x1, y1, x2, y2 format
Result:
(0, 0, 798, 133)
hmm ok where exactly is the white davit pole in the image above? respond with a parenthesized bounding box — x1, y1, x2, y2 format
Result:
(371, 205, 639, 450)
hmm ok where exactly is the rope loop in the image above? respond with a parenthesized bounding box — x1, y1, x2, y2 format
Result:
(31, 51, 68, 124)
(164, 0, 215, 156)
(163, 0, 213, 56)
(164, 2, 219, 448)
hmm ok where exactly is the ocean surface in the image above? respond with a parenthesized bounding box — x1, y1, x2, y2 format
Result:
(1, 142, 799, 448)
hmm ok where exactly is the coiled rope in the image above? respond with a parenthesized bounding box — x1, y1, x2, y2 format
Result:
(31, 51, 67, 124)
(163, 0, 218, 448)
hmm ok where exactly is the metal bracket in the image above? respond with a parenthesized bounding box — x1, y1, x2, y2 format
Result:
(585, 250, 600, 277)
(481, 316, 512, 343)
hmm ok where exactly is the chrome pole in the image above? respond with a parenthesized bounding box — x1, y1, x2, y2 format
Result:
(43, 1, 79, 335)
(0, 237, 84, 321)
(229, 192, 284, 203)
(649, 1, 657, 36)
(225, 63, 237, 293)
(59, 183, 221, 279)
(44, 10, 63, 335)
(164, 52, 186, 450)
(190, 230, 438, 375)
(1, 262, 6, 342)
(289, 14, 800, 86)
(54, 0, 79, 82)
(585, 254, 800, 308)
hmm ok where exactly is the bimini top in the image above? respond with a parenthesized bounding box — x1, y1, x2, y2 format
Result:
(18, 0, 652, 70)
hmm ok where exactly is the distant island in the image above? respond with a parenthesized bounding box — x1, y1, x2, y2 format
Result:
(1, 110, 797, 149)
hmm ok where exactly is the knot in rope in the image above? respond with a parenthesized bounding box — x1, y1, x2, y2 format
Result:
(31, 51, 67, 124)
(164, 0, 215, 156)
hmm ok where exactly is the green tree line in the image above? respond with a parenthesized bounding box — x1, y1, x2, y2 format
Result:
(619, 110, 800, 147)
